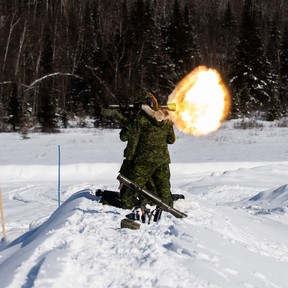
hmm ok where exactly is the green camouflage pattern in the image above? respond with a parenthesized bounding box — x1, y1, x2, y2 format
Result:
(121, 111, 175, 209)
(121, 162, 173, 208)
(124, 111, 175, 164)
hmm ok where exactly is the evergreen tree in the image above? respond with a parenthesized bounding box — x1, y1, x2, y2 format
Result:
(104, 1, 130, 100)
(266, 15, 281, 72)
(123, 0, 170, 99)
(221, 0, 237, 76)
(19, 103, 33, 140)
(266, 14, 282, 120)
(279, 22, 288, 114)
(163, 0, 200, 83)
(69, 64, 92, 114)
(223, 1, 235, 30)
(166, 0, 181, 61)
(38, 16, 58, 132)
(182, 3, 200, 73)
(165, 0, 185, 76)
(38, 91, 59, 132)
(141, 0, 175, 99)
(69, 1, 100, 117)
(201, 0, 223, 68)
(229, 0, 270, 117)
(7, 82, 22, 131)
(128, 0, 151, 94)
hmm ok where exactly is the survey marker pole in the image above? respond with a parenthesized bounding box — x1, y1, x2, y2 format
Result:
(0, 188, 7, 241)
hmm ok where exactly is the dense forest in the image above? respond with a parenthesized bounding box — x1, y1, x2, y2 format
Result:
(1, 0, 288, 133)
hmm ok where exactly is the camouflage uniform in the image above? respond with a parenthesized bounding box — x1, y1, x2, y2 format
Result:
(118, 115, 134, 178)
(121, 108, 176, 209)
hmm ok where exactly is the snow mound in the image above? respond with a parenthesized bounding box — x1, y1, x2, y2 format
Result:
(0, 190, 194, 288)
(236, 184, 288, 215)
(0, 190, 98, 287)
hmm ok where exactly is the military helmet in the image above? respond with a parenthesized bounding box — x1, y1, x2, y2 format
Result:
(145, 92, 158, 110)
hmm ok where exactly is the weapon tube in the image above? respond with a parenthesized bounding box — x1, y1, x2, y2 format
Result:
(108, 102, 177, 112)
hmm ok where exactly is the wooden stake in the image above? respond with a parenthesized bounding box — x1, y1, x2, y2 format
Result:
(0, 188, 6, 240)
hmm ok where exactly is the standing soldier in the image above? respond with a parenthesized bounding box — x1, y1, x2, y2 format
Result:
(121, 93, 176, 209)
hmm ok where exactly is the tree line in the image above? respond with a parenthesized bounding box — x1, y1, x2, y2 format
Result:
(1, 0, 288, 133)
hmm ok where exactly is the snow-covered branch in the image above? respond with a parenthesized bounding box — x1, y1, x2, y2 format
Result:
(0, 73, 82, 90)
(0, 81, 28, 88)
(25, 72, 82, 90)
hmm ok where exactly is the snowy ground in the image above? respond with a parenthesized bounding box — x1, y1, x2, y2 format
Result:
(1, 120, 288, 288)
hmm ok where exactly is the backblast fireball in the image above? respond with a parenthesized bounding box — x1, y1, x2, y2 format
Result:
(168, 66, 230, 136)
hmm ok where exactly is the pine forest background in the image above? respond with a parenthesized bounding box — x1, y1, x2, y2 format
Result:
(1, 0, 288, 133)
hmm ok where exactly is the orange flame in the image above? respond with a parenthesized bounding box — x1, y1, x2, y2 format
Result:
(168, 66, 230, 136)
